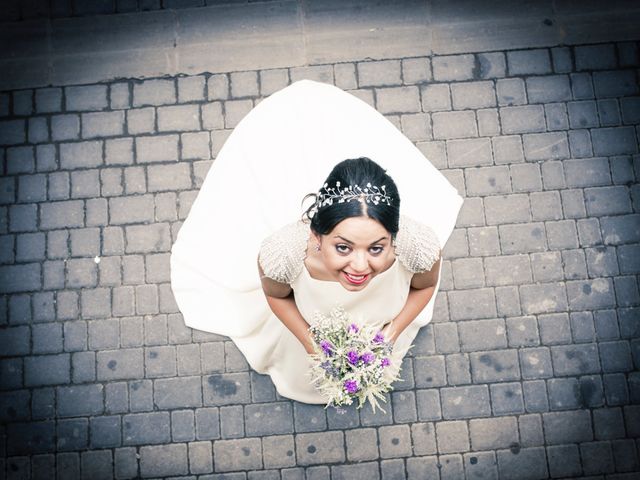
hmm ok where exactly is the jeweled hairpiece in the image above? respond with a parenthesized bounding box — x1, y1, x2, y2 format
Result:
(315, 181, 393, 209)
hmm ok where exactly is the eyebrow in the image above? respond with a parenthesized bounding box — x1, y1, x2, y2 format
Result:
(334, 235, 388, 245)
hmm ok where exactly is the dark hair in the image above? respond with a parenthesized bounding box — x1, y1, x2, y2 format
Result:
(303, 157, 400, 236)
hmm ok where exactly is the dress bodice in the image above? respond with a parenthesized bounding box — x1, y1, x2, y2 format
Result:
(292, 258, 414, 328)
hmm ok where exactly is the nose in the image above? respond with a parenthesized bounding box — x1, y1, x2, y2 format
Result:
(350, 251, 368, 273)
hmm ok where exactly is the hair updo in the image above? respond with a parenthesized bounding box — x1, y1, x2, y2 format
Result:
(304, 157, 400, 237)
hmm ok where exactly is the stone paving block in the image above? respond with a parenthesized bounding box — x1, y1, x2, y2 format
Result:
(139, 444, 188, 477)
(600, 340, 634, 373)
(450, 257, 483, 289)
(245, 402, 293, 436)
(499, 223, 547, 255)
(7, 146, 36, 175)
(133, 79, 175, 107)
(547, 377, 582, 410)
(207, 74, 229, 101)
(60, 140, 102, 169)
(507, 49, 551, 75)
(414, 355, 446, 388)
(522, 379, 549, 413)
(519, 413, 544, 447)
(123, 411, 170, 445)
(293, 403, 327, 433)
(158, 104, 200, 132)
(290, 65, 334, 84)
(465, 165, 510, 196)
(402, 57, 430, 84)
(24, 353, 70, 386)
(456, 198, 485, 228)
(51, 114, 80, 141)
(82, 111, 125, 138)
(576, 217, 602, 246)
(544, 102, 569, 131)
(618, 244, 640, 274)
(500, 105, 546, 135)
(260, 69, 291, 96)
(469, 416, 517, 451)
(594, 70, 639, 98)
(523, 132, 570, 161)
(448, 288, 496, 321)
(598, 98, 622, 126)
(171, 409, 195, 442)
(155, 376, 202, 408)
(57, 384, 104, 417)
(357, 60, 401, 87)
(127, 107, 155, 134)
(15, 232, 45, 262)
(97, 348, 144, 381)
(510, 163, 541, 192)
(90, 415, 121, 449)
(484, 194, 529, 225)
(546, 444, 582, 478)
(441, 385, 491, 419)
(420, 84, 451, 112)
(147, 163, 192, 192)
(406, 455, 439, 479)
(65, 85, 107, 111)
(446, 137, 492, 167)
(415, 388, 442, 421)
(491, 135, 523, 165)
(203, 372, 251, 406)
(592, 127, 638, 157)
(181, 131, 211, 159)
(581, 441, 615, 475)
(470, 350, 520, 382)
(496, 447, 548, 480)
(546, 220, 579, 250)
(538, 312, 571, 346)
(136, 134, 179, 163)
(32, 322, 63, 354)
(566, 277, 615, 310)
(458, 319, 507, 352)
(378, 424, 412, 458)
(35, 88, 62, 113)
(400, 113, 431, 141)
(123, 166, 146, 194)
(81, 450, 113, 480)
(70, 169, 100, 199)
(550, 343, 601, 376)
(345, 428, 378, 462)
(0, 119, 26, 145)
(490, 382, 524, 415)
(295, 431, 346, 466)
(186, 440, 213, 474)
(433, 111, 477, 139)
(145, 344, 175, 376)
(435, 420, 469, 454)
(432, 54, 474, 81)
(585, 245, 620, 277)
(110, 82, 130, 109)
(129, 379, 154, 412)
(451, 81, 496, 110)
(569, 311, 596, 343)
(376, 86, 420, 114)
(125, 223, 171, 254)
(57, 418, 89, 452)
(224, 99, 253, 128)
(484, 255, 532, 286)
(178, 75, 205, 103)
(526, 75, 571, 103)
(585, 185, 632, 216)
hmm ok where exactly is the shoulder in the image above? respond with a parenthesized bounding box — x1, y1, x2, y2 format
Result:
(394, 214, 441, 273)
(258, 220, 310, 284)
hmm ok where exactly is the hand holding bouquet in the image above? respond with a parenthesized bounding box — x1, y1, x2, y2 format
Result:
(307, 306, 403, 413)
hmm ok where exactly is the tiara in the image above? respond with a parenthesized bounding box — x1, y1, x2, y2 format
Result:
(315, 181, 393, 208)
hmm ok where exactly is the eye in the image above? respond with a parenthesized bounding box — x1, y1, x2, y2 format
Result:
(335, 244, 351, 254)
(369, 246, 384, 255)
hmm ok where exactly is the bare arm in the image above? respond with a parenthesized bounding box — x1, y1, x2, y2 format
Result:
(258, 260, 315, 354)
(382, 255, 441, 343)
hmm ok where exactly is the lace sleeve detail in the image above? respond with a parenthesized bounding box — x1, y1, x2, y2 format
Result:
(394, 215, 441, 273)
(258, 221, 310, 284)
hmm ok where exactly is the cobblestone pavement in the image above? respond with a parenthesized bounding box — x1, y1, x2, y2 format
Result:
(1, 2, 640, 480)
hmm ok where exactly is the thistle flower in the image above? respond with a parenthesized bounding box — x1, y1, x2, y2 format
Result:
(320, 340, 333, 356)
(344, 379, 359, 394)
(347, 323, 360, 334)
(373, 331, 385, 344)
(381, 357, 391, 367)
(360, 352, 375, 364)
(347, 350, 359, 365)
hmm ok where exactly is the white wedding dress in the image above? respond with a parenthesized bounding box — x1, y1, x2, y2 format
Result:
(170, 80, 463, 403)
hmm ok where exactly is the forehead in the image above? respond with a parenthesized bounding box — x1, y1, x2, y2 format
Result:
(328, 216, 389, 242)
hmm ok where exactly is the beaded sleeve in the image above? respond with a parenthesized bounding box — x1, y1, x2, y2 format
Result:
(394, 215, 441, 273)
(258, 221, 310, 284)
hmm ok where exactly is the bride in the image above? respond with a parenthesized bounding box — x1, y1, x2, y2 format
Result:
(170, 80, 463, 404)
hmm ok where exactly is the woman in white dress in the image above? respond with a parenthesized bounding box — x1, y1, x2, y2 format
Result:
(170, 80, 463, 404)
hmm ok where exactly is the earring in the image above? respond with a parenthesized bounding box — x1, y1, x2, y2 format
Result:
(315, 243, 321, 252)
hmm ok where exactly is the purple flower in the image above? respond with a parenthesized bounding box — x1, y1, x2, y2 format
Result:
(347, 323, 360, 334)
(373, 331, 385, 344)
(344, 379, 359, 394)
(320, 340, 333, 356)
(381, 357, 391, 368)
(360, 351, 375, 364)
(347, 350, 359, 365)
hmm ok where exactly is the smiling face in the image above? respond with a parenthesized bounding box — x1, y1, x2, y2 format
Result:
(314, 215, 396, 291)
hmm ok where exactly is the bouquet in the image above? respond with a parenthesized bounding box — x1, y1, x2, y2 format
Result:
(307, 306, 402, 413)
